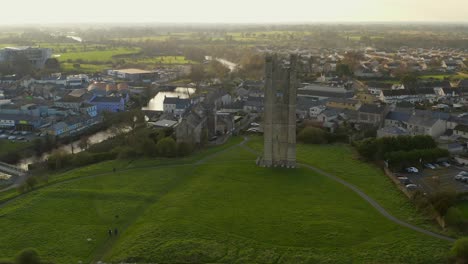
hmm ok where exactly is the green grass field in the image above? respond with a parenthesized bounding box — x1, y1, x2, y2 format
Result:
(0, 138, 453, 263)
(60, 62, 111, 73)
(246, 137, 441, 232)
(57, 47, 140, 62)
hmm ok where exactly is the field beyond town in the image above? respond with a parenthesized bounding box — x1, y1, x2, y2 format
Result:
(0, 137, 454, 263)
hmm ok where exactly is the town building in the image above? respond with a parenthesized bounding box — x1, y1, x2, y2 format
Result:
(107, 69, 157, 82)
(89, 96, 125, 113)
(163, 96, 191, 116)
(0, 46, 52, 68)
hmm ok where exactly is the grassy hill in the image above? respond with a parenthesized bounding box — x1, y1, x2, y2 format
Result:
(0, 138, 453, 263)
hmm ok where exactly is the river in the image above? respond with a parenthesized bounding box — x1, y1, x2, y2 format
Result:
(205, 56, 238, 72)
(142, 87, 196, 111)
(16, 127, 125, 170)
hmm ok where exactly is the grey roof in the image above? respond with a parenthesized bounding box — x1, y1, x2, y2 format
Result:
(366, 82, 393, 89)
(455, 124, 468, 133)
(163, 97, 191, 109)
(379, 126, 409, 136)
(340, 109, 359, 120)
(0, 113, 41, 122)
(245, 96, 264, 107)
(320, 108, 340, 117)
(298, 89, 354, 99)
(90, 96, 123, 103)
(382, 88, 435, 96)
(296, 97, 325, 111)
(183, 111, 204, 129)
(408, 114, 438, 127)
(223, 101, 245, 110)
(359, 104, 386, 115)
(327, 98, 359, 104)
(459, 79, 468, 88)
(385, 111, 412, 122)
(51, 122, 67, 131)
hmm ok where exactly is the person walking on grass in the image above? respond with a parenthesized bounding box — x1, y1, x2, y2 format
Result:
(108, 229, 112, 236)
(114, 228, 118, 236)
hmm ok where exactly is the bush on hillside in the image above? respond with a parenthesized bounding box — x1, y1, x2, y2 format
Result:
(355, 135, 437, 161)
(15, 248, 40, 264)
(297, 127, 327, 144)
(385, 148, 449, 168)
(156, 137, 177, 157)
(428, 191, 458, 217)
(177, 142, 194, 156)
(451, 237, 468, 262)
(446, 207, 468, 233)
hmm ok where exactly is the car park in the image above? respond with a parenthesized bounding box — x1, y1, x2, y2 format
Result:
(406, 167, 419, 173)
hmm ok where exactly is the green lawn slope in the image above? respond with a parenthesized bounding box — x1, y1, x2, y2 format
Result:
(0, 138, 452, 263)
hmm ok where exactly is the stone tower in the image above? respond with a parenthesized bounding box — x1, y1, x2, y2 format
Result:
(260, 54, 297, 168)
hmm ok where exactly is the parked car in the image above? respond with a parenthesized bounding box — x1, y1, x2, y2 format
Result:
(250, 122, 260, 127)
(0, 134, 7, 139)
(247, 127, 261, 133)
(21, 131, 29, 135)
(459, 171, 468, 176)
(406, 167, 419, 173)
(455, 174, 463, 180)
(398, 177, 411, 185)
(405, 184, 418, 190)
(424, 163, 436, 169)
(7, 136, 16, 140)
(440, 161, 450, 167)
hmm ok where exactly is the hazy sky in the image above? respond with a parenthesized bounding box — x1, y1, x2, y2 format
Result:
(2, 0, 468, 24)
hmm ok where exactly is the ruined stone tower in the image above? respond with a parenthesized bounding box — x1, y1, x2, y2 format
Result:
(260, 54, 297, 168)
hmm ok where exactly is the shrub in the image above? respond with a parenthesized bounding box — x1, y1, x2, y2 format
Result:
(428, 191, 457, 217)
(116, 146, 139, 160)
(385, 148, 449, 168)
(451, 237, 468, 262)
(156, 137, 177, 157)
(446, 207, 468, 232)
(355, 135, 437, 161)
(177, 142, 194, 157)
(15, 248, 40, 264)
(297, 127, 327, 144)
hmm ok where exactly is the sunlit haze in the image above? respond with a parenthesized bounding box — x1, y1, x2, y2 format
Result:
(2, 0, 468, 25)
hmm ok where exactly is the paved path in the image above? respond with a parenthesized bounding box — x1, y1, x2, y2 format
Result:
(241, 141, 456, 243)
